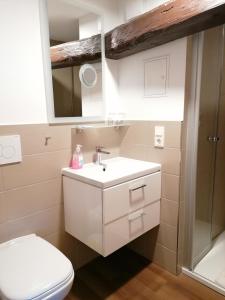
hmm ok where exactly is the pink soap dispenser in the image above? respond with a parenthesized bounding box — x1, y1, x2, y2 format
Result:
(70, 144, 84, 169)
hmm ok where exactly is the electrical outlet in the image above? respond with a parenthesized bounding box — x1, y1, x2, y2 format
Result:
(154, 126, 165, 148)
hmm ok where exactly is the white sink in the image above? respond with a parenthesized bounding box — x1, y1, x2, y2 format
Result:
(62, 157, 161, 188)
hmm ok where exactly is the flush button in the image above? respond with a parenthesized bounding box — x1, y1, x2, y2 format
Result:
(0, 135, 22, 165)
(3, 145, 16, 159)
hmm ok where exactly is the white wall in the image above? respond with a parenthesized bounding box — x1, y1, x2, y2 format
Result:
(121, 0, 170, 21)
(118, 38, 187, 121)
(115, 0, 187, 121)
(70, 0, 122, 32)
(144, 0, 170, 11)
(0, 0, 187, 124)
(79, 14, 101, 39)
(0, 0, 121, 125)
(0, 0, 47, 125)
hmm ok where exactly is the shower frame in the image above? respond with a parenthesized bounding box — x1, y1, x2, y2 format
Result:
(181, 25, 225, 294)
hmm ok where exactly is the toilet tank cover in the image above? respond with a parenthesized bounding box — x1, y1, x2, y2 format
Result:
(0, 234, 73, 300)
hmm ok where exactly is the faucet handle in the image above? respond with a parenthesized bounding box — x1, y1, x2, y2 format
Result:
(96, 146, 110, 154)
(96, 146, 104, 152)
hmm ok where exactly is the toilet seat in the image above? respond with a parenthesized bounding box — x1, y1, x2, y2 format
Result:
(0, 234, 74, 300)
(32, 271, 74, 300)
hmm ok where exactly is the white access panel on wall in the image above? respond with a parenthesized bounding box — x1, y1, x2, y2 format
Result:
(144, 55, 169, 97)
(0, 135, 22, 165)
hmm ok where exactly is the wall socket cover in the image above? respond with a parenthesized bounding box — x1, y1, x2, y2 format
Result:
(154, 126, 165, 148)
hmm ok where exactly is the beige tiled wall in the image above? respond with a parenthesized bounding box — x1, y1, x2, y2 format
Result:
(0, 122, 182, 274)
(0, 126, 71, 245)
(120, 121, 182, 274)
(0, 124, 123, 270)
(0, 124, 83, 270)
(72, 126, 126, 163)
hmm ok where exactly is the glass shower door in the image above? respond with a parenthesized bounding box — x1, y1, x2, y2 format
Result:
(192, 25, 224, 267)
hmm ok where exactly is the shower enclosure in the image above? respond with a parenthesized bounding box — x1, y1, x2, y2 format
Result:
(182, 25, 225, 295)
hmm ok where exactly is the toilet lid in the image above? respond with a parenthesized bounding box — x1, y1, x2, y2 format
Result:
(0, 234, 73, 300)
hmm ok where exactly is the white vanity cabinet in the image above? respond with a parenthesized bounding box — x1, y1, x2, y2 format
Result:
(63, 158, 161, 256)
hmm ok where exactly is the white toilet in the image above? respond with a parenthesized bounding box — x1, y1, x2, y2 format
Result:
(0, 234, 74, 300)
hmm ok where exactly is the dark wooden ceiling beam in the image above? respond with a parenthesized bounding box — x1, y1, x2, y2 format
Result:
(51, 34, 101, 69)
(105, 0, 225, 59)
(51, 1, 225, 66)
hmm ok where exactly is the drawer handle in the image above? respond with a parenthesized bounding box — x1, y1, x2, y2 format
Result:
(129, 184, 147, 192)
(128, 212, 146, 221)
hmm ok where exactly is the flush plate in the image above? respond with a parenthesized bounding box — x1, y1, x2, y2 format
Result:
(0, 135, 22, 165)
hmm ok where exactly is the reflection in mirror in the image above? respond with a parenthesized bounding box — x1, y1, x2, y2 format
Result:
(47, 0, 103, 119)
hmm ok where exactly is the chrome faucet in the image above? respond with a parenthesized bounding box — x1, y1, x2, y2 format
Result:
(93, 146, 110, 167)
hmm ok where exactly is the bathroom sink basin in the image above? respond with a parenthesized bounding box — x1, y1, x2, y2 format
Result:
(62, 157, 161, 188)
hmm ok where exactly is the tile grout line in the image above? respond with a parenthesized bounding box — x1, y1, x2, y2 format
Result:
(156, 241, 177, 254)
(4, 202, 64, 226)
(1, 176, 63, 192)
(1, 176, 62, 192)
(21, 147, 72, 157)
(162, 172, 180, 177)
(134, 144, 182, 150)
(161, 197, 180, 204)
(159, 221, 178, 230)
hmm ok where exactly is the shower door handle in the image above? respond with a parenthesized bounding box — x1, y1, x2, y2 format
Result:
(207, 136, 220, 143)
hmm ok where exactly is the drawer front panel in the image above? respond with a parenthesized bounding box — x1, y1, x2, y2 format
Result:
(63, 176, 103, 255)
(103, 217, 129, 257)
(103, 201, 160, 256)
(103, 172, 161, 224)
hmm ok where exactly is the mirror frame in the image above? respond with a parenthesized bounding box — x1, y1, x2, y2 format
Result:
(39, 0, 106, 124)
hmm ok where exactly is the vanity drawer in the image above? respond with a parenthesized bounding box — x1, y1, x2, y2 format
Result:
(103, 200, 160, 256)
(103, 172, 161, 224)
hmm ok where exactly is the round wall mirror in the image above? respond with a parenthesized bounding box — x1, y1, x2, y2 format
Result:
(79, 64, 98, 88)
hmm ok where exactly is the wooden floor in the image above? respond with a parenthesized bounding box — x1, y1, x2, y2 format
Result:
(66, 248, 225, 300)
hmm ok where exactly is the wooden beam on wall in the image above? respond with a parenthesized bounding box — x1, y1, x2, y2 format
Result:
(51, 34, 101, 69)
(105, 0, 225, 59)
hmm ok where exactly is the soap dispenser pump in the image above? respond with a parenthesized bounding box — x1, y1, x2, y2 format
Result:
(70, 144, 84, 169)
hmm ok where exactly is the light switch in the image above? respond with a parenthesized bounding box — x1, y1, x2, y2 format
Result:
(154, 126, 165, 148)
(0, 135, 22, 165)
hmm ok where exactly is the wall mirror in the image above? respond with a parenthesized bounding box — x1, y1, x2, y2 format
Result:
(42, 0, 104, 123)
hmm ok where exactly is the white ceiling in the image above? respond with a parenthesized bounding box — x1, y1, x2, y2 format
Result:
(47, 0, 91, 42)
